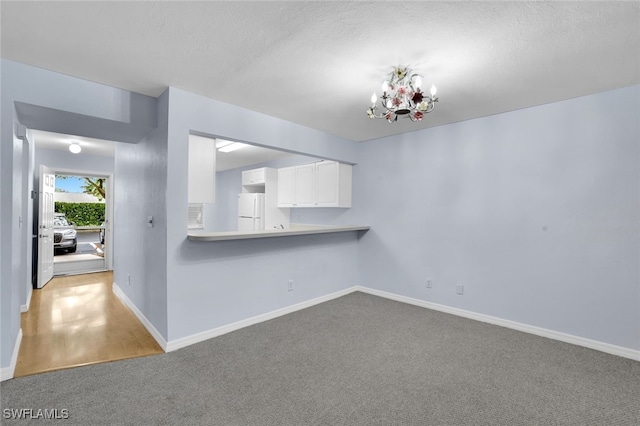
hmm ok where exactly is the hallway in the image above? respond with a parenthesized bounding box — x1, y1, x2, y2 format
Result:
(15, 271, 163, 377)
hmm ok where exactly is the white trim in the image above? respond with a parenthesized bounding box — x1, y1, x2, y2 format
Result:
(20, 286, 33, 313)
(54, 259, 107, 277)
(355, 286, 640, 362)
(166, 286, 358, 352)
(104, 173, 114, 271)
(0, 329, 23, 381)
(114, 282, 640, 362)
(112, 283, 167, 352)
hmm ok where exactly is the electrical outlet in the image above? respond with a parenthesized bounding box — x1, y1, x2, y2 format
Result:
(288, 280, 294, 291)
(426, 279, 432, 288)
(456, 284, 464, 295)
(127, 274, 131, 286)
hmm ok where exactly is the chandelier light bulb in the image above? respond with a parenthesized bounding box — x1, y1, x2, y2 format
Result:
(430, 85, 437, 96)
(371, 92, 377, 104)
(382, 81, 389, 93)
(414, 76, 422, 89)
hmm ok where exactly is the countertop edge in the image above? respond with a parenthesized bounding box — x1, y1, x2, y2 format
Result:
(187, 225, 370, 242)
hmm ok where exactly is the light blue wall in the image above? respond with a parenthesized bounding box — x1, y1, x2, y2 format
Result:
(356, 86, 640, 350)
(2, 58, 638, 373)
(0, 60, 4, 373)
(113, 90, 169, 339)
(165, 88, 361, 341)
(19, 133, 34, 311)
(1, 63, 20, 370)
(209, 169, 237, 232)
(0, 113, 24, 370)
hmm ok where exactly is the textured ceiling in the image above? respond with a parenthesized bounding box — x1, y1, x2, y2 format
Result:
(1, 1, 639, 142)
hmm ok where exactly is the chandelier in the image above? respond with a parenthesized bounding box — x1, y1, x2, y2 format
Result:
(367, 66, 438, 122)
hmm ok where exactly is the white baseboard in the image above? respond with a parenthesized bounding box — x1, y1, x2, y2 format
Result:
(166, 286, 358, 353)
(20, 286, 33, 313)
(112, 283, 168, 352)
(113, 282, 639, 362)
(355, 286, 640, 362)
(0, 328, 23, 381)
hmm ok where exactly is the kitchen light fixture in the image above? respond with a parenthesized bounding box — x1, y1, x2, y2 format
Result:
(367, 65, 438, 122)
(68, 142, 82, 154)
(216, 139, 249, 153)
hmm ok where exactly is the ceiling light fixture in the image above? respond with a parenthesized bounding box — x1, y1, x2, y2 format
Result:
(215, 139, 233, 149)
(68, 142, 82, 154)
(367, 65, 438, 122)
(218, 142, 248, 153)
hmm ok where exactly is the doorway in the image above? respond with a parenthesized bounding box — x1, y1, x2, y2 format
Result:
(52, 172, 111, 276)
(31, 129, 116, 289)
(35, 166, 114, 288)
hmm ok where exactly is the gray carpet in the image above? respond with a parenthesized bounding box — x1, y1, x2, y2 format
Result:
(2, 292, 639, 425)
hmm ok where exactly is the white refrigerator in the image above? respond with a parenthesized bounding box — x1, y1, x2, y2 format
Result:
(238, 193, 265, 231)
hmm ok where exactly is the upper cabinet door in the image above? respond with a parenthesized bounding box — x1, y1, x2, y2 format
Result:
(188, 134, 216, 204)
(277, 166, 296, 207)
(242, 168, 266, 186)
(294, 163, 315, 206)
(316, 161, 352, 207)
(315, 161, 339, 206)
(277, 160, 352, 208)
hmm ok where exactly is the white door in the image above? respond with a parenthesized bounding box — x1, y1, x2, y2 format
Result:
(38, 165, 55, 288)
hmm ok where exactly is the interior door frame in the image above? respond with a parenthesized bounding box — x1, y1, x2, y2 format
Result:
(37, 166, 55, 288)
(42, 168, 114, 272)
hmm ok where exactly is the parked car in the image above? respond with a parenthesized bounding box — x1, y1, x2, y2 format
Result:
(54, 213, 77, 254)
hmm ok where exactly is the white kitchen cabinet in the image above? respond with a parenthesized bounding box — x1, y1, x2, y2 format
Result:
(188, 134, 216, 204)
(242, 168, 266, 186)
(294, 163, 316, 206)
(277, 160, 352, 208)
(277, 166, 296, 207)
(315, 160, 352, 207)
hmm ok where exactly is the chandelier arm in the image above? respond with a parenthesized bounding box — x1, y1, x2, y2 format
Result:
(426, 97, 438, 112)
(368, 106, 393, 120)
(423, 102, 434, 114)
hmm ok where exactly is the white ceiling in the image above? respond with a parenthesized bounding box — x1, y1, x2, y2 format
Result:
(2, 2, 639, 142)
(31, 130, 116, 157)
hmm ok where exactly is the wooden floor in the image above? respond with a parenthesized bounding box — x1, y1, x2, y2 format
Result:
(15, 271, 164, 377)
